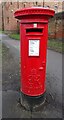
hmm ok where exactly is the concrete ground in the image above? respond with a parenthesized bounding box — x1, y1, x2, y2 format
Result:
(0, 33, 63, 119)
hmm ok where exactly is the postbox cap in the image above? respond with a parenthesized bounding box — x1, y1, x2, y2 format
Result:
(14, 7, 55, 20)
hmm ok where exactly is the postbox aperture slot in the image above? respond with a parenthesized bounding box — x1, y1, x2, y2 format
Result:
(26, 28, 43, 34)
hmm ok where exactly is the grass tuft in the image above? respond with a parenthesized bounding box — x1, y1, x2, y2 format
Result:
(48, 40, 63, 53)
(9, 34, 20, 40)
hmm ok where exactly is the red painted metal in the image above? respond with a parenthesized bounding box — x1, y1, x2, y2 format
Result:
(14, 7, 55, 96)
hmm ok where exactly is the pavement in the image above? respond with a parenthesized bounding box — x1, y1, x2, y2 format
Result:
(0, 33, 63, 119)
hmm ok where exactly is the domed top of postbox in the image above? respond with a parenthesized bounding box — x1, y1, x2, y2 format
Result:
(14, 7, 55, 23)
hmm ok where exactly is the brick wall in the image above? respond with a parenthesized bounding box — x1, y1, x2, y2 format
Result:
(0, 1, 63, 39)
(3, 2, 19, 33)
(48, 12, 64, 39)
(1, 1, 44, 33)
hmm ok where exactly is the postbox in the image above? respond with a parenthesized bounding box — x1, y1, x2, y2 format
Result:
(14, 8, 55, 97)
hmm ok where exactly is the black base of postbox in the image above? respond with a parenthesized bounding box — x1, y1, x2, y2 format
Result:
(20, 92, 46, 111)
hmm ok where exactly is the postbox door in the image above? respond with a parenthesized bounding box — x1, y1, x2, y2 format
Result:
(20, 23, 48, 96)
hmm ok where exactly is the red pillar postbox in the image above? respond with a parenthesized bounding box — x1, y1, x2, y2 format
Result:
(14, 8, 55, 98)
